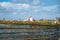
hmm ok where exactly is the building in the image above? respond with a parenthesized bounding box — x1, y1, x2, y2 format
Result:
(24, 16, 35, 22)
(54, 18, 60, 24)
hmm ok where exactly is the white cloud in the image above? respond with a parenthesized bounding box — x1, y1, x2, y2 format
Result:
(32, 0, 40, 5)
(42, 5, 58, 11)
(0, 2, 30, 9)
(29, 5, 58, 13)
(13, 12, 17, 15)
(0, 2, 58, 20)
(0, 2, 58, 13)
(0, 2, 57, 12)
(0, 2, 11, 8)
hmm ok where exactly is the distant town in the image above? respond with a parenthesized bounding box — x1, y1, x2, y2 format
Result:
(0, 16, 60, 25)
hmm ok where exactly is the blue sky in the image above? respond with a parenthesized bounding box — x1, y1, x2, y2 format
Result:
(0, 0, 60, 20)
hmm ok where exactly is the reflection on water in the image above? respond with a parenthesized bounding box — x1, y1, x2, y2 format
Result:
(0, 24, 60, 40)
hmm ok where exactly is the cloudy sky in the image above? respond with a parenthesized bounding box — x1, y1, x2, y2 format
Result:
(0, 0, 60, 20)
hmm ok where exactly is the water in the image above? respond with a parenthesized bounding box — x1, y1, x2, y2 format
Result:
(0, 24, 60, 40)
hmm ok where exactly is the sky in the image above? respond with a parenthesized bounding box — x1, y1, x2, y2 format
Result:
(0, 0, 60, 20)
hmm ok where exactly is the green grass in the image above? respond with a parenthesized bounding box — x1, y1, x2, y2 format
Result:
(58, 38, 60, 40)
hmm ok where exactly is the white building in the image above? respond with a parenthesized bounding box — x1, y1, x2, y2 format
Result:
(24, 16, 35, 22)
(54, 18, 60, 24)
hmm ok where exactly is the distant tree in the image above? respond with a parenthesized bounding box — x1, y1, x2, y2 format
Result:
(39, 19, 43, 21)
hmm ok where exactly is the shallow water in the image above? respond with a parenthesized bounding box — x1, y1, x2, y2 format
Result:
(0, 24, 60, 40)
